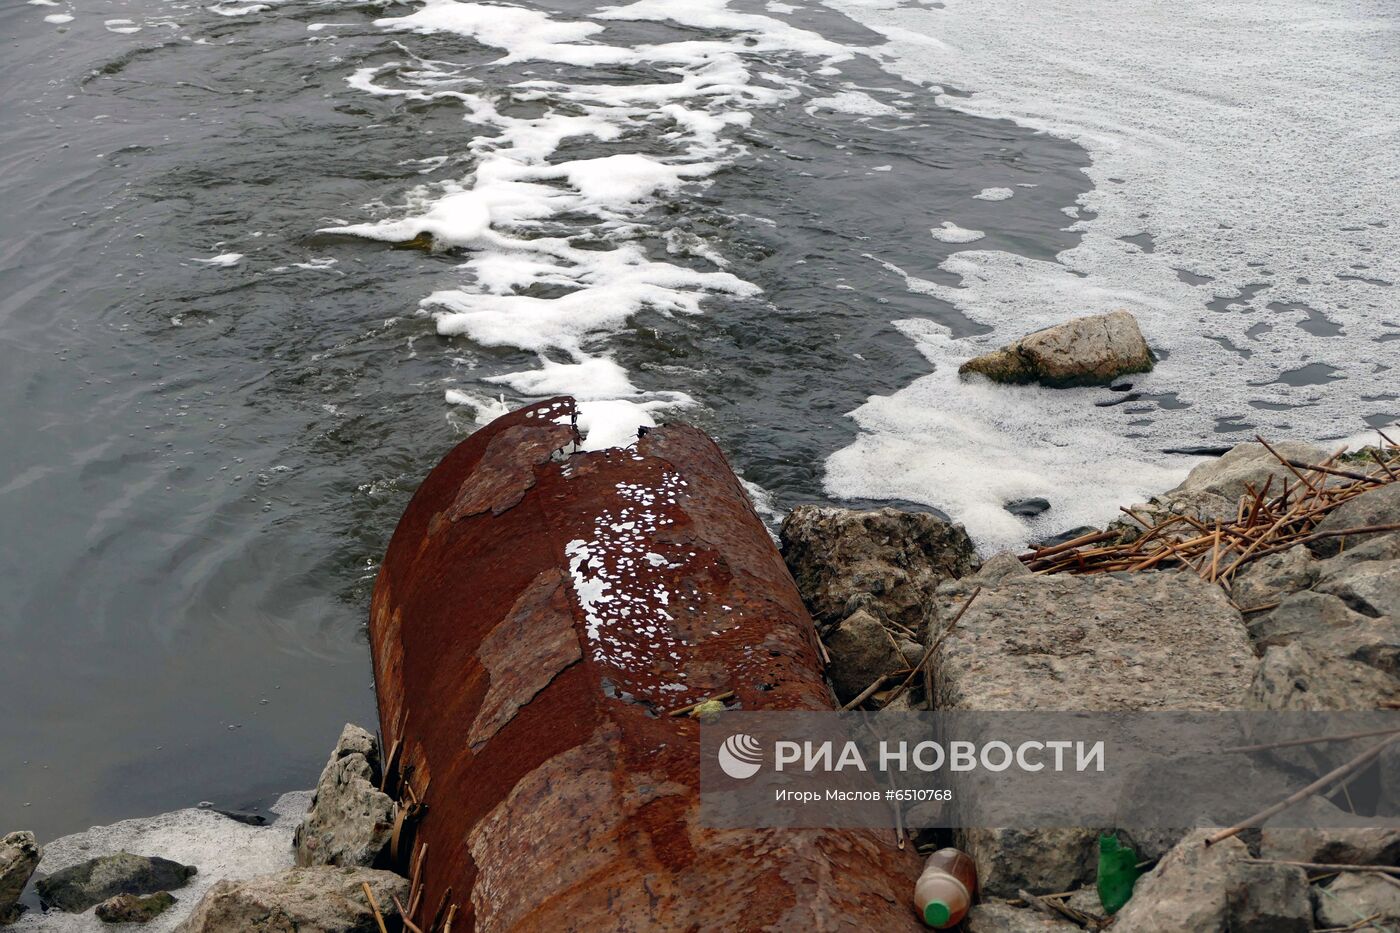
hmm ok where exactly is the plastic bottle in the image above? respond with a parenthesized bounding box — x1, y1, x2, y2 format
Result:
(914, 847, 977, 928)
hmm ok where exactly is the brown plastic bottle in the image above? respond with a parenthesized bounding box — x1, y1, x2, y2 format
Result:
(914, 847, 977, 928)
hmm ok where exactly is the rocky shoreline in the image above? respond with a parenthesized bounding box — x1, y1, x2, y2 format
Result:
(4, 436, 1399, 931)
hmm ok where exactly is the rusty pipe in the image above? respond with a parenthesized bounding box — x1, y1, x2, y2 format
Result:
(369, 397, 922, 931)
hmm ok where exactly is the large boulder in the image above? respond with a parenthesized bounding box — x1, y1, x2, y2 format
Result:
(932, 571, 1255, 711)
(294, 724, 396, 869)
(958, 310, 1154, 388)
(1231, 547, 1319, 614)
(36, 853, 196, 913)
(1111, 828, 1311, 932)
(1314, 872, 1400, 928)
(1249, 621, 1400, 711)
(1260, 798, 1400, 865)
(932, 571, 1255, 896)
(1315, 559, 1400, 618)
(780, 506, 977, 631)
(0, 832, 40, 924)
(175, 866, 407, 933)
(1167, 440, 1329, 504)
(1245, 591, 1369, 651)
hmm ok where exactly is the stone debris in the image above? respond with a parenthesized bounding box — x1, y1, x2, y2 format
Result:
(1313, 871, 1400, 928)
(293, 724, 396, 869)
(958, 310, 1154, 388)
(95, 891, 177, 924)
(0, 832, 40, 924)
(35, 853, 196, 914)
(174, 866, 407, 933)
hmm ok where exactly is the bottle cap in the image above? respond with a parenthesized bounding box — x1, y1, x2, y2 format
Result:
(923, 899, 952, 927)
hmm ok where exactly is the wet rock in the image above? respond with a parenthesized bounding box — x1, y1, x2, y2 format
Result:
(1231, 547, 1319, 614)
(1314, 872, 1400, 928)
(1005, 497, 1051, 517)
(1168, 440, 1329, 503)
(1246, 591, 1370, 652)
(932, 571, 1255, 711)
(1, 832, 41, 924)
(1260, 798, 1400, 865)
(36, 853, 196, 913)
(958, 310, 1154, 388)
(1112, 828, 1311, 933)
(959, 827, 1100, 899)
(964, 901, 1079, 931)
(824, 608, 904, 702)
(1032, 525, 1100, 549)
(293, 724, 395, 869)
(1315, 559, 1400, 618)
(175, 866, 407, 933)
(780, 505, 977, 631)
(1309, 482, 1400, 557)
(95, 891, 177, 924)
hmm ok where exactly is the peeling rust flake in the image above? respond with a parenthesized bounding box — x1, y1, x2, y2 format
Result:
(369, 397, 922, 932)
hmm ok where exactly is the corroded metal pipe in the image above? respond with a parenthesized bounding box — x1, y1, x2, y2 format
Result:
(369, 397, 921, 931)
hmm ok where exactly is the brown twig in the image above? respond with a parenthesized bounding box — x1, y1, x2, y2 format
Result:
(362, 882, 390, 933)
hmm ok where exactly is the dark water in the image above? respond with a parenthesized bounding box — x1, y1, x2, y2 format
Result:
(0, 0, 1088, 838)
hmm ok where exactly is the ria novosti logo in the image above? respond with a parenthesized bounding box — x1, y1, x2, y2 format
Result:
(717, 733, 764, 779)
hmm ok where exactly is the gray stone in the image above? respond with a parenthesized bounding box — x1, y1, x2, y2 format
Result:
(1260, 797, 1400, 865)
(964, 901, 1079, 932)
(1310, 482, 1400, 557)
(95, 890, 177, 923)
(294, 724, 396, 868)
(1249, 624, 1400, 711)
(1246, 591, 1371, 652)
(175, 866, 407, 933)
(780, 506, 977, 630)
(823, 608, 904, 702)
(932, 571, 1255, 711)
(896, 639, 923, 667)
(1, 832, 40, 924)
(957, 827, 1100, 899)
(1314, 872, 1400, 928)
(1231, 547, 1319, 614)
(1169, 440, 1329, 504)
(36, 853, 197, 913)
(1112, 828, 1311, 933)
(1315, 559, 1400, 618)
(969, 551, 1032, 585)
(958, 310, 1154, 388)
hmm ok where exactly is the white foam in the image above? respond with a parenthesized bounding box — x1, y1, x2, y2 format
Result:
(805, 89, 901, 116)
(971, 186, 1013, 201)
(13, 792, 310, 932)
(331, 0, 842, 449)
(930, 221, 984, 244)
(190, 252, 242, 266)
(819, 0, 1400, 550)
(43, 13, 73, 23)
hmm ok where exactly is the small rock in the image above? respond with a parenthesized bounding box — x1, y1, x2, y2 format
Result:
(1309, 482, 1400, 557)
(1260, 798, 1400, 865)
(36, 853, 196, 913)
(95, 891, 177, 924)
(1, 832, 41, 924)
(1246, 591, 1370, 652)
(293, 724, 396, 868)
(175, 866, 407, 933)
(1315, 559, 1400, 618)
(896, 639, 923, 667)
(1230, 546, 1318, 614)
(1314, 872, 1400, 928)
(1168, 440, 1329, 504)
(1249, 627, 1400, 711)
(964, 901, 1079, 931)
(968, 551, 1032, 585)
(1031, 526, 1099, 550)
(1005, 497, 1051, 517)
(1112, 828, 1311, 932)
(780, 505, 977, 630)
(823, 608, 904, 703)
(958, 310, 1154, 388)
(959, 827, 1100, 899)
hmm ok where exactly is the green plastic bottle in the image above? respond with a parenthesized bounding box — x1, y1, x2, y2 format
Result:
(914, 848, 977, 928)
